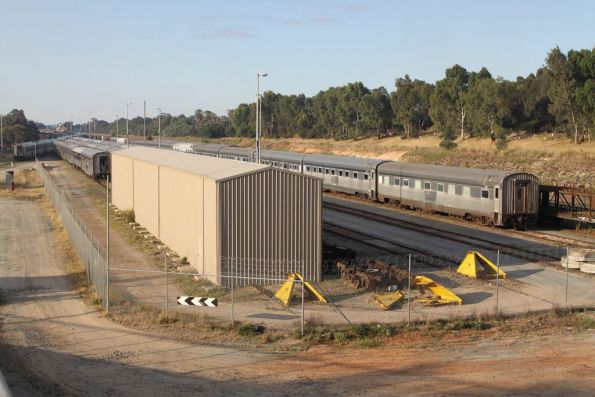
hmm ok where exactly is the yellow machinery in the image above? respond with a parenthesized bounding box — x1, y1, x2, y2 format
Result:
(373, 290, 404, 310)
(274, 272, 328, 306)
(457, 251, 507, 279)
(413, 275, 462, 305)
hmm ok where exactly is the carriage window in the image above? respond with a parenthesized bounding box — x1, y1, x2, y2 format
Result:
(495, 188, 499, 199)
(354, 172, 358, 179)
(364, 174, 369, 180)
(325, 168, 329, 174)
(319, 167, 323, 173)
(455, 185, 462, 195)
(339, 170, 343, 176)
(394, 178, 400, 186)
(306, 166, 310, 172)
(331, 169, 335, 175)
(481, 190, 489, 199)
(463, 186, 471, 196)
(403, 179, 409, 187)
(437, 183, 444, 192)
(345, 171, 350, 178)
(274, 162, 278, 167)
(424, 181, 431, 190)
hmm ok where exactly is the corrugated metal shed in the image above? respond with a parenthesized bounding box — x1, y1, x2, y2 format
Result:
(111, 146, 322, 286)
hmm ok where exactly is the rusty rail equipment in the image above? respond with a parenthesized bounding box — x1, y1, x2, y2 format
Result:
(337, 260, 408, 291)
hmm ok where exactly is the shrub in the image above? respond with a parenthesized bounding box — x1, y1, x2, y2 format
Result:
(237, 323, 265, 337)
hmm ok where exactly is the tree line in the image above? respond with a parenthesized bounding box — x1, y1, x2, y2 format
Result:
(59, 46, 594, 148)
(0, 109, 40, 149)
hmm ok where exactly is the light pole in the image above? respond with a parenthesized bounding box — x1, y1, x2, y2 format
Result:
(89, 112, 94, 133)
(0, 114, 3, 155)
(126, 102, 132, 147)
(256, 72, 268, 163)
(157, 107, 162, 148)
(115, 114, 119, 137)
(143, 100, 146, 141)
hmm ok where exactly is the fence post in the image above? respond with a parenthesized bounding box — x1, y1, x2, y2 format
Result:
(408, 254, 411, 326)
(301, 276, 305, 338)
(565, 246, 569, 309)
(230, 258, 235, 327)
(105, 175, 110, 314)
(165, 254, 169, 317)
(496, 250, 500, 315)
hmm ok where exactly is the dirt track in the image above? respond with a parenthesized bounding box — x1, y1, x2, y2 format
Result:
(1, 186, 595, 396)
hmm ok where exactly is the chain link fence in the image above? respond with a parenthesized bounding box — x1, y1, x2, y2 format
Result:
(37, 163, 590, 332)
(37, 164, 108, 307)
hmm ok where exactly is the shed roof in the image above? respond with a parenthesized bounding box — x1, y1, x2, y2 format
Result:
(113, 146, 268, 181)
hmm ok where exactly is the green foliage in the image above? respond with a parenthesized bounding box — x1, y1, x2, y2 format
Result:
(1, 109, 40, 147)
(391, 75, 434, 138)
(50, 46, 592, 144)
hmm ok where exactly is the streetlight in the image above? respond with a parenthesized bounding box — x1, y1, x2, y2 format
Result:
(126, 102, 132, 147)
(156, 107, 162, 148)
(0, 114, 3, 155)
(115, 114, 119, 137)
(143, 100, 146, 141)
(89, 112, 95, 134)
(256, 72, 268, 163)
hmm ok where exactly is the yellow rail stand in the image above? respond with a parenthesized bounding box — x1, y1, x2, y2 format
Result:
(274, 273, 328, 306)
(413, 275, 462, 305)
(457, 251, 507, 279)
(373, 290, 404, 310)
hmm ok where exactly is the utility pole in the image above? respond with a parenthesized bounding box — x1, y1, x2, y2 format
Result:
(115, 114, 119, 137)
(143, 100, 146, 141)
(126, 102, 132, 147)
(256, 72, 268, 163)
(157, 108, 162, 148)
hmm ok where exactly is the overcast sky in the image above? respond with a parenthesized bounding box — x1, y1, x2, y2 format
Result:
(1, 0, 594, 124)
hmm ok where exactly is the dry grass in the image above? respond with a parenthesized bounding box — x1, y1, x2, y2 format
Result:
(0, 168, 45, 200)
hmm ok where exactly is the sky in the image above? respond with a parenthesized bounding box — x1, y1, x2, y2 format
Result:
(0, 0, 594, 125)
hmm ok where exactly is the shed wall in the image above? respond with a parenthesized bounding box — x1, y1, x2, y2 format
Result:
(111, 155, 134, 210)
(219, 169, 322, 285)
(133, 160, 159, 234)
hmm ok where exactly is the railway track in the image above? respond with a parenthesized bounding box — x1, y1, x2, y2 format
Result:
(518, 230, 595, 249)
(323, 222, 458, 268)
(323, 216, 562, 308)
(324, 200, 563, 263)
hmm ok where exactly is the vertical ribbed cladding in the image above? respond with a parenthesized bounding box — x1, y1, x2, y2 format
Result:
(218, 168, 322, 287)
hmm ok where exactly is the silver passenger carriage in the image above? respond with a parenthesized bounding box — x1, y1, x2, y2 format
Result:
(261, 150, 305, 172)
(193, 143, 227, 158)
(13, 139, 56, 160)
(376, 162, 539, 226)
(219, 146, 256, 162)
(302, 154, 385, 199)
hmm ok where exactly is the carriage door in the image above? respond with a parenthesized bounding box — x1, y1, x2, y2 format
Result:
(99, 155, 109, 176)
(493, 185, 500, 224)
(514, 181, 528, 213)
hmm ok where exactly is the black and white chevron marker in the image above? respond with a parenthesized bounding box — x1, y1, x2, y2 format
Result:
(177, 296, 218, 307)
